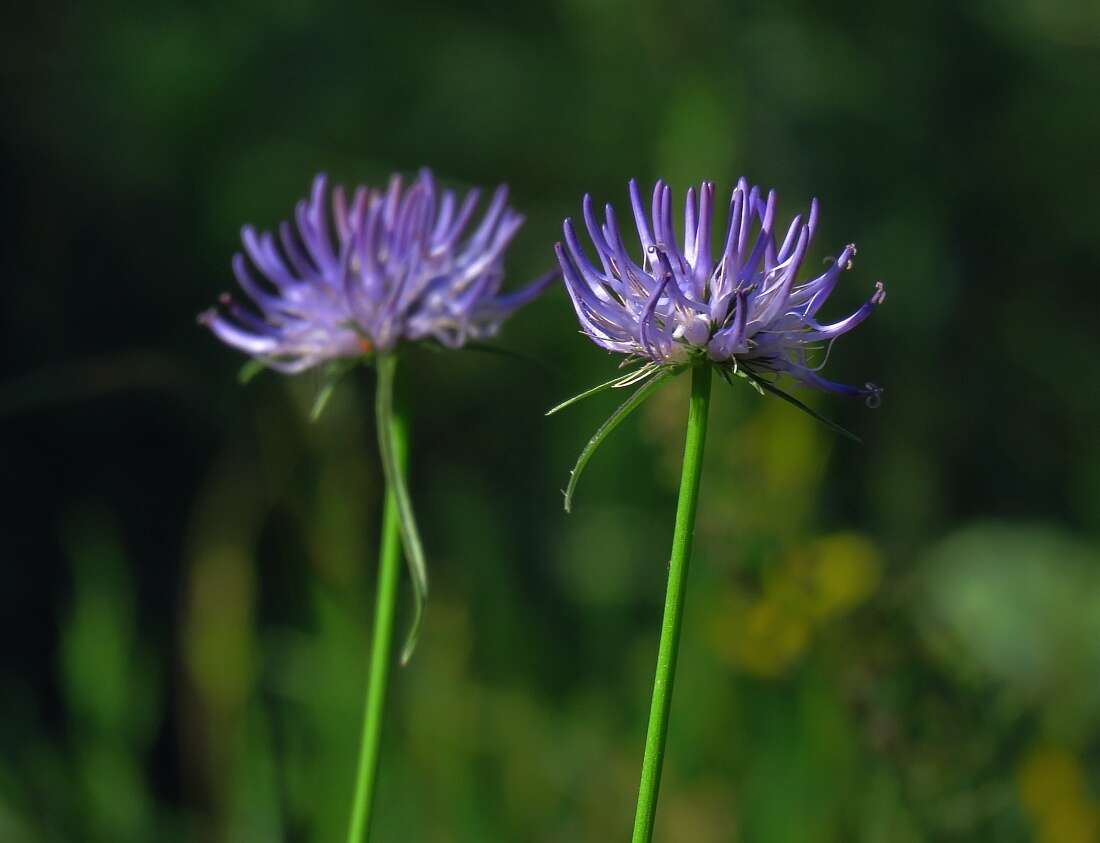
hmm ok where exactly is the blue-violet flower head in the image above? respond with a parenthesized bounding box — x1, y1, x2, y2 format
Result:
(201, 169, 556, 372)
(556, 178, 884, 401)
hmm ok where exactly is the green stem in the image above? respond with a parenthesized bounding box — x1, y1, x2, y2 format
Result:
(631, 363, 712, 843)
(346, 402, 408, 843)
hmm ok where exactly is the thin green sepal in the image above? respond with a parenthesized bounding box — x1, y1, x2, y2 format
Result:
(238, 358, 268, 384)
(310, 358, 364, 421)
(547, 364, 679, 417)
(739, 368, 862, 443)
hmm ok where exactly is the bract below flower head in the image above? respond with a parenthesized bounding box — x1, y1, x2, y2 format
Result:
(556, 178, 884, 402)
(200, 169, 556, 372)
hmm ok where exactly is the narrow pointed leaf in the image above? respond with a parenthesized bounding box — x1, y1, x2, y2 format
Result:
(546, 364, 675, 417)
(742, 370, 862, 443)
(562, 368, 677, 513)
(310, 380, 338, 421)
(374, 354, 429, 664)
(308, 358, 362, 421)
(238, 358, 268, 384)
(546, 372, 635, 417)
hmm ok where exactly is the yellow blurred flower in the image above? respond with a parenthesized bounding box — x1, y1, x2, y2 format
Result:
(710, 532, 881, 678)
(736, 597, 811, 678)
(802, 532, 881, 620)
(1018, 746, 1100, 843)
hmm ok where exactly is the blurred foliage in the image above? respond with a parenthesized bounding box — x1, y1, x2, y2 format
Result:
(2, 0, 1099, 840)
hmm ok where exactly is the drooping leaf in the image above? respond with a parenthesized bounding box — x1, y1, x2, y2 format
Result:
(374, 353, 429, 664)
(562, 367, 677, 513)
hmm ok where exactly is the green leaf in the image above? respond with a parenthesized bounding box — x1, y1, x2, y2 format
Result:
(310, 380, 338, 421)
(238, 359, 268, 384)
(546, 364, 676, 416)
(741, 370, 862, 444)
(308, 358, 363, 422)
(562, 367, 678, 513)
(374, 354, 429, 664)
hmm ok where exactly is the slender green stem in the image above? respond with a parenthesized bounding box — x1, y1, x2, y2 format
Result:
(631, 363, 712, 843)
(346, 403, 408, 843)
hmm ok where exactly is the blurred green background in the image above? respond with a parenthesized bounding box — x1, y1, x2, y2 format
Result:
(2, 1, 1099, 840)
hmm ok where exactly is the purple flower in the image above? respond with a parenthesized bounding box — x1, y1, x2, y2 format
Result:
(201, 170, 556, 372)
(556, 178, 884, 402)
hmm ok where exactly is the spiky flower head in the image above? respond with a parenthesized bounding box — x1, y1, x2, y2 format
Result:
(556, 178, 884, 403)
(199, 169, 555, 662)
(200, 169, 555, 372)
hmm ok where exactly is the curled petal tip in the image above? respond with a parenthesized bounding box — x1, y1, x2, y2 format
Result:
(871, 281, 886, 305)
(556, 176, 881, 406)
